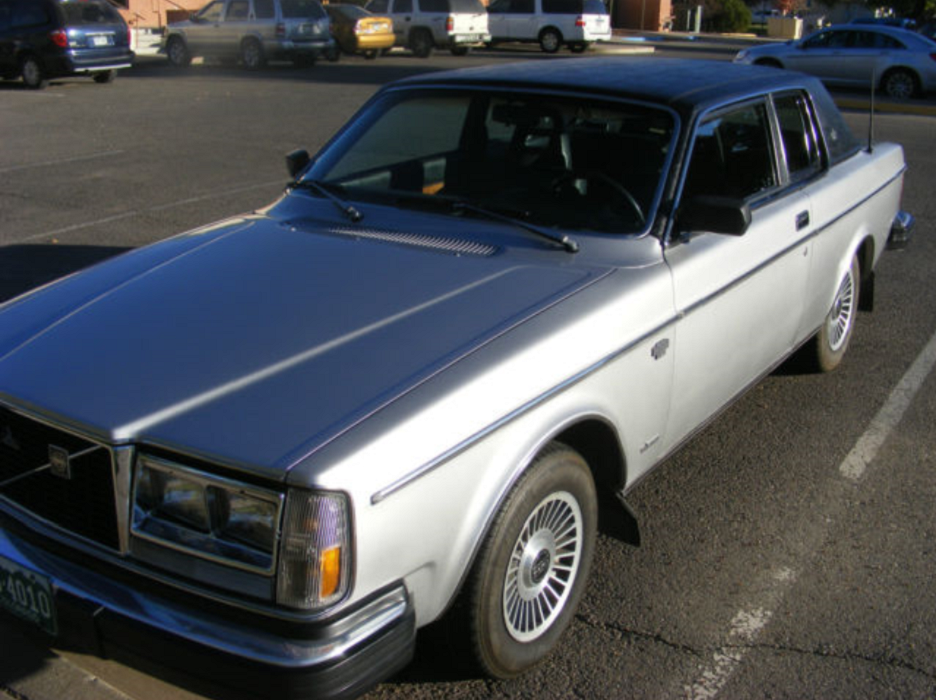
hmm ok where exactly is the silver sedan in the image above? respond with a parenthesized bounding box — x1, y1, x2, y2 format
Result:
(734, 24, 936, 99)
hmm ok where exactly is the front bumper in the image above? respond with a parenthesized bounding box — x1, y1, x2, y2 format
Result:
(886, 210, 914, 250)
(0, 525, 415, 700)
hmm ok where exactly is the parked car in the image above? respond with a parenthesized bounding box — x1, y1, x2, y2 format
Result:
(734, 24, 936, 99)
(486, 0, 610, 52)
(363, 0, 489, 56)
(163, 0, 336, 69)
(0, 0, 133, 89)
(324, 3, 394, 58)
(0, 57, 913, 700)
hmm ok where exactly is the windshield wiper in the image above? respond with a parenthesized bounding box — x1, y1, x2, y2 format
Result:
(293, 179, 363, 223)
(452, 201, 579, 254)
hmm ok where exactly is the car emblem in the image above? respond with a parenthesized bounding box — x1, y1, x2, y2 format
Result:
(1, 424, 20, 451)
(48, 445, 72, 480)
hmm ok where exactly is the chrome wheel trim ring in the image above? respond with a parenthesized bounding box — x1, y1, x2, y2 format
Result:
(503, 491, 583, 643)
(827, 263, 856, 352)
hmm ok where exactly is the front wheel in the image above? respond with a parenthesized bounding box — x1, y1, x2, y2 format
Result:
(810, 255, 860, 372)
(166, 36, 191, 67)
(466, 443, 597, 678)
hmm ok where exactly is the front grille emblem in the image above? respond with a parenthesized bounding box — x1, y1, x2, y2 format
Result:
(49, 445, 72, 480)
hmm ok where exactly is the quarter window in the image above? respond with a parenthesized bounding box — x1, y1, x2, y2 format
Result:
(684, 102, 777, 201)
(255, 0, 275, 18)
(774, 92, 822, 182)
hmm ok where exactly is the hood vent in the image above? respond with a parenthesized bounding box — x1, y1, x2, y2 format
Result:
(325, 225, 498, 257)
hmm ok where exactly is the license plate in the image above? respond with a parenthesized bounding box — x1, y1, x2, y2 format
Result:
(457, 34, 480, 43)
(0, 554, 57, 636)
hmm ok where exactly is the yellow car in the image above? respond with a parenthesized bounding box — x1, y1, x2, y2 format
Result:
(325, 3, 394, 58)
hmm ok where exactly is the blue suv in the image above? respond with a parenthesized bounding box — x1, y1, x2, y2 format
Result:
(0, 0, 134, 89)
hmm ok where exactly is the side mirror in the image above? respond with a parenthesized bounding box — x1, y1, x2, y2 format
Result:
(286, 149, 311, 179)
(677, 195, 751, 236)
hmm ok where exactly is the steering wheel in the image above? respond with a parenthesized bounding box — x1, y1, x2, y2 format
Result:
(551, 169, 645, 225)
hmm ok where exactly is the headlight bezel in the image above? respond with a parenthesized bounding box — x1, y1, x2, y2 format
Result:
(131, 454, 285, 576)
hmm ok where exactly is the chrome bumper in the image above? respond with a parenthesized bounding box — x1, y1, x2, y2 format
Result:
(0, 525, 414, 697)
(887, 210, 914, 251)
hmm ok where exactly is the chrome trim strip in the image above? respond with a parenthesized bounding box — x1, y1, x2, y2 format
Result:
(677, 166, 906, 319)
(0, 444, 102, 489)
(371, 316, 677, 504)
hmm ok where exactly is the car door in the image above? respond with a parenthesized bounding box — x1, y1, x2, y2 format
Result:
(663, 97, 813, 448)
(784, 28, 851, 82)
(215, 0, 251, 57)
(390, 0, 414, 45)
(186, 0, 226, 55)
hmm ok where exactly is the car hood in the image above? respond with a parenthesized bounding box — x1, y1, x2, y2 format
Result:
(0, 216, 608, 480)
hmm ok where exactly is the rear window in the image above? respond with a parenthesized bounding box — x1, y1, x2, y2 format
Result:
(542, 0, 583, 14)
(280, 0, 326, 19)
(60, 0, 122, 24)
(420, 0, 483, 12)
(583, 0, 607, 13)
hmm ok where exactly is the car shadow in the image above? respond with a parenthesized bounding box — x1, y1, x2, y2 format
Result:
(0, 244, 131, 302)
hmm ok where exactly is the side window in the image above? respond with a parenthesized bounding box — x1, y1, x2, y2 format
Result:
(395, 0, 413, 12)
(367, 0, 388, 12)
(255, 0, 275, 18)
(773, 92, 822, 182)
(11, 0, 51, 27)
(514, 0, 534, 12)
(196, 1, 225, 22)
(226, 0, 249, 19)
(543, 0, 581, 13)
(684, 101, 777, 201)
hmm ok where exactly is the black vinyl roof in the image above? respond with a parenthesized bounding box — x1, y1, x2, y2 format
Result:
(395, 57, 826, 120)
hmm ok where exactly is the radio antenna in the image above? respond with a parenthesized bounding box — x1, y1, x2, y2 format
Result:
(867, 70, 876, 153)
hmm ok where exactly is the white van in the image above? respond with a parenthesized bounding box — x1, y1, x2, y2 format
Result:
(365, 0, 490, 56)
(487, 0, 611, 52)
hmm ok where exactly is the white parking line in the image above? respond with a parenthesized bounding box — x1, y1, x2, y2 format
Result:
(0, 150, 125, 174)
(10, 179, 284, 245)
(683, 327, 936, 699)
(840, 328, 936, 480)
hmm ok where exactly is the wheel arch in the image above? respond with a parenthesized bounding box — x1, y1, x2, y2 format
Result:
(856, 233, 876, 312)
(879, 65, 920, 96)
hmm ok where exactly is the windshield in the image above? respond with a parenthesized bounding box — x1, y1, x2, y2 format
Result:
(307, 89, 675, 235)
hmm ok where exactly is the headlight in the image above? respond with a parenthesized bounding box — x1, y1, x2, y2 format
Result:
(132, 455, 284, 575)
(277, 490, 351, 610)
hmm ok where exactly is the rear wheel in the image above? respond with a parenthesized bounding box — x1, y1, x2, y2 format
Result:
(410, 29, 433, 57)
(92, 69, 117, 84)
(466, 443, 597, 678)
(881, 68, 918, 99)
(241, 37, 265, 70)
(810, 255, 860, 372)
(539, 28, 561, 53)
(364, 50, 378, 59)
(20, 55, 47, 89)
(166, 36, 191, 67)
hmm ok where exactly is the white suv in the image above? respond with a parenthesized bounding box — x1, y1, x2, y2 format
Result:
(365, 0, 490, 56)
(487, 0, 610, 53)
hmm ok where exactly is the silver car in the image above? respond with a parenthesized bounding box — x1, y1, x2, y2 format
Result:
(734, 24, 936, 99)
(0, 58, 913, 699)
(164, 0, 336, 69)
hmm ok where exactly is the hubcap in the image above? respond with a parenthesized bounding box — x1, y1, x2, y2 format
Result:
(503, 491, 583, 642)
(827, 265, 855, 352)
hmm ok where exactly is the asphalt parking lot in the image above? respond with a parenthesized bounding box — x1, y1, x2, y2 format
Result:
(2, 40, 936, 700)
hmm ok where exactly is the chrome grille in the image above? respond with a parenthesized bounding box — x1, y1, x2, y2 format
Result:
(0, 406, 119, 550)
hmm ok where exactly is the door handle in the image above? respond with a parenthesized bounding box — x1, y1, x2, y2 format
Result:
(796, 210, 810, 230)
